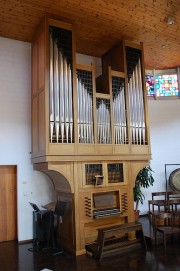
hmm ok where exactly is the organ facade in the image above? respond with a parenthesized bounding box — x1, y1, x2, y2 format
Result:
(31, 17, 151, 255)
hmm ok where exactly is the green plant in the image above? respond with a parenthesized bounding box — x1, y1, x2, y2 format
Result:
(134, 165, 155, 211)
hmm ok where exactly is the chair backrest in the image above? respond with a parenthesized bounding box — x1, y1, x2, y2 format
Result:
(148, 200, 167, 213)
(167, 191, 180, 200)
(167, 199, 180, 212)
(152, 192, 166, 200)
(153, 212, 174, 228)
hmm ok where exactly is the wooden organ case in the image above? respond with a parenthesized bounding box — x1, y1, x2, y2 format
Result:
(31, 17, 151, 255)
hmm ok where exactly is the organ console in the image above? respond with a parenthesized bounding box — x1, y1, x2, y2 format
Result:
(31, 17, 151, 255)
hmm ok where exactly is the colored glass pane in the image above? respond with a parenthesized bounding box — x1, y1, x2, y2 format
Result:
(155, 74, 178, 96)
(146, 75, 155, 96)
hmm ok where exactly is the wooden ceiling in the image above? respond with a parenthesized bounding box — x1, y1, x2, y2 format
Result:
(0, 0, 179, 69)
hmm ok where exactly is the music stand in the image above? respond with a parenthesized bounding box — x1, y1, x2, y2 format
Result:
(29, 202, 40, 212)
(29, 202, 53, 252)
(53, 201, 67, 256)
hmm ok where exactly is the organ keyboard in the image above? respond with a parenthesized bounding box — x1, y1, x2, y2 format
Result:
(93, 208, 121, 219)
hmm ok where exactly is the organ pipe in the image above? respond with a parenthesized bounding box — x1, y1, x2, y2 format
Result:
(126, 46, 146, 145)
(76, 69, 94, 144)
(49, 26, 74, 143)
(96, 98, 111, 144)
(49, 31, 55, 143)
(112, 77, 127, 144)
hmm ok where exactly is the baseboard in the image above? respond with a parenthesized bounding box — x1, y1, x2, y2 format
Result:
(18, 239, 33, 244)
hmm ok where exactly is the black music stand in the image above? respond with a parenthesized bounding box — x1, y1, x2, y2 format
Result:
(53, 200, 67, 256)
(29, 202, 54, 252)
(29, 202, 40, 212)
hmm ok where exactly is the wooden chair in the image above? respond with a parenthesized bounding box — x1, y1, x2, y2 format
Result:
(148, 200, 167, 235)
(153, 212, 180, 250)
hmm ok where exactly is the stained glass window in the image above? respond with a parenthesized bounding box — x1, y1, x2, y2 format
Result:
(146, 71, 179, 98)
(155, 74, 178, 96)
(146, 75, 155, 96)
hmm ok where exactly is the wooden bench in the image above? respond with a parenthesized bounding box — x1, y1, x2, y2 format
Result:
(86, 222, 147, 261)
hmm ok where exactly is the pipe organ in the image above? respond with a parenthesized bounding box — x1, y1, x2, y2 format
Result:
(31, 17, 151, 255)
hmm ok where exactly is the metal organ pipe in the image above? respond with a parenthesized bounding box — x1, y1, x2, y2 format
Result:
(49, 32, 55, 143)
(68, 64, 73, 144)
(76, 70, 94, 144)
(64, 58, 69, 143)
(128, 56, 146, 145)
(78, 80, 83, 142)
(133, 71, 138, 144)
(129, 71, 137, 144)
(137, 59, 146, 144)
(112, 77, 127, 144)
(135, 62, 141, 144)
(96, 99, 111, 144)
(53, 39, 60, 143)
(49, 26, 73, 143)
(59, 51, 65, 143)
(82, 83, 87, 143)
(121, 84, 127, 144)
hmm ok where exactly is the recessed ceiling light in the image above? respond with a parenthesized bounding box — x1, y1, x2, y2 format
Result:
(167, 16, 175, 25)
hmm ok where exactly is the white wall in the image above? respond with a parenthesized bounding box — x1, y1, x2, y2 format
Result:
(76, 53, 102, 77)
(0, 37, 179, 240)
(0, 37, 56, 241)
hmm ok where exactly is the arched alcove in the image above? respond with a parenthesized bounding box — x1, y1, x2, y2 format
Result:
(39, 169, 71, 193)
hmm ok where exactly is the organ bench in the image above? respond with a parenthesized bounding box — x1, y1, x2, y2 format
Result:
(86, 221, 147, 261)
